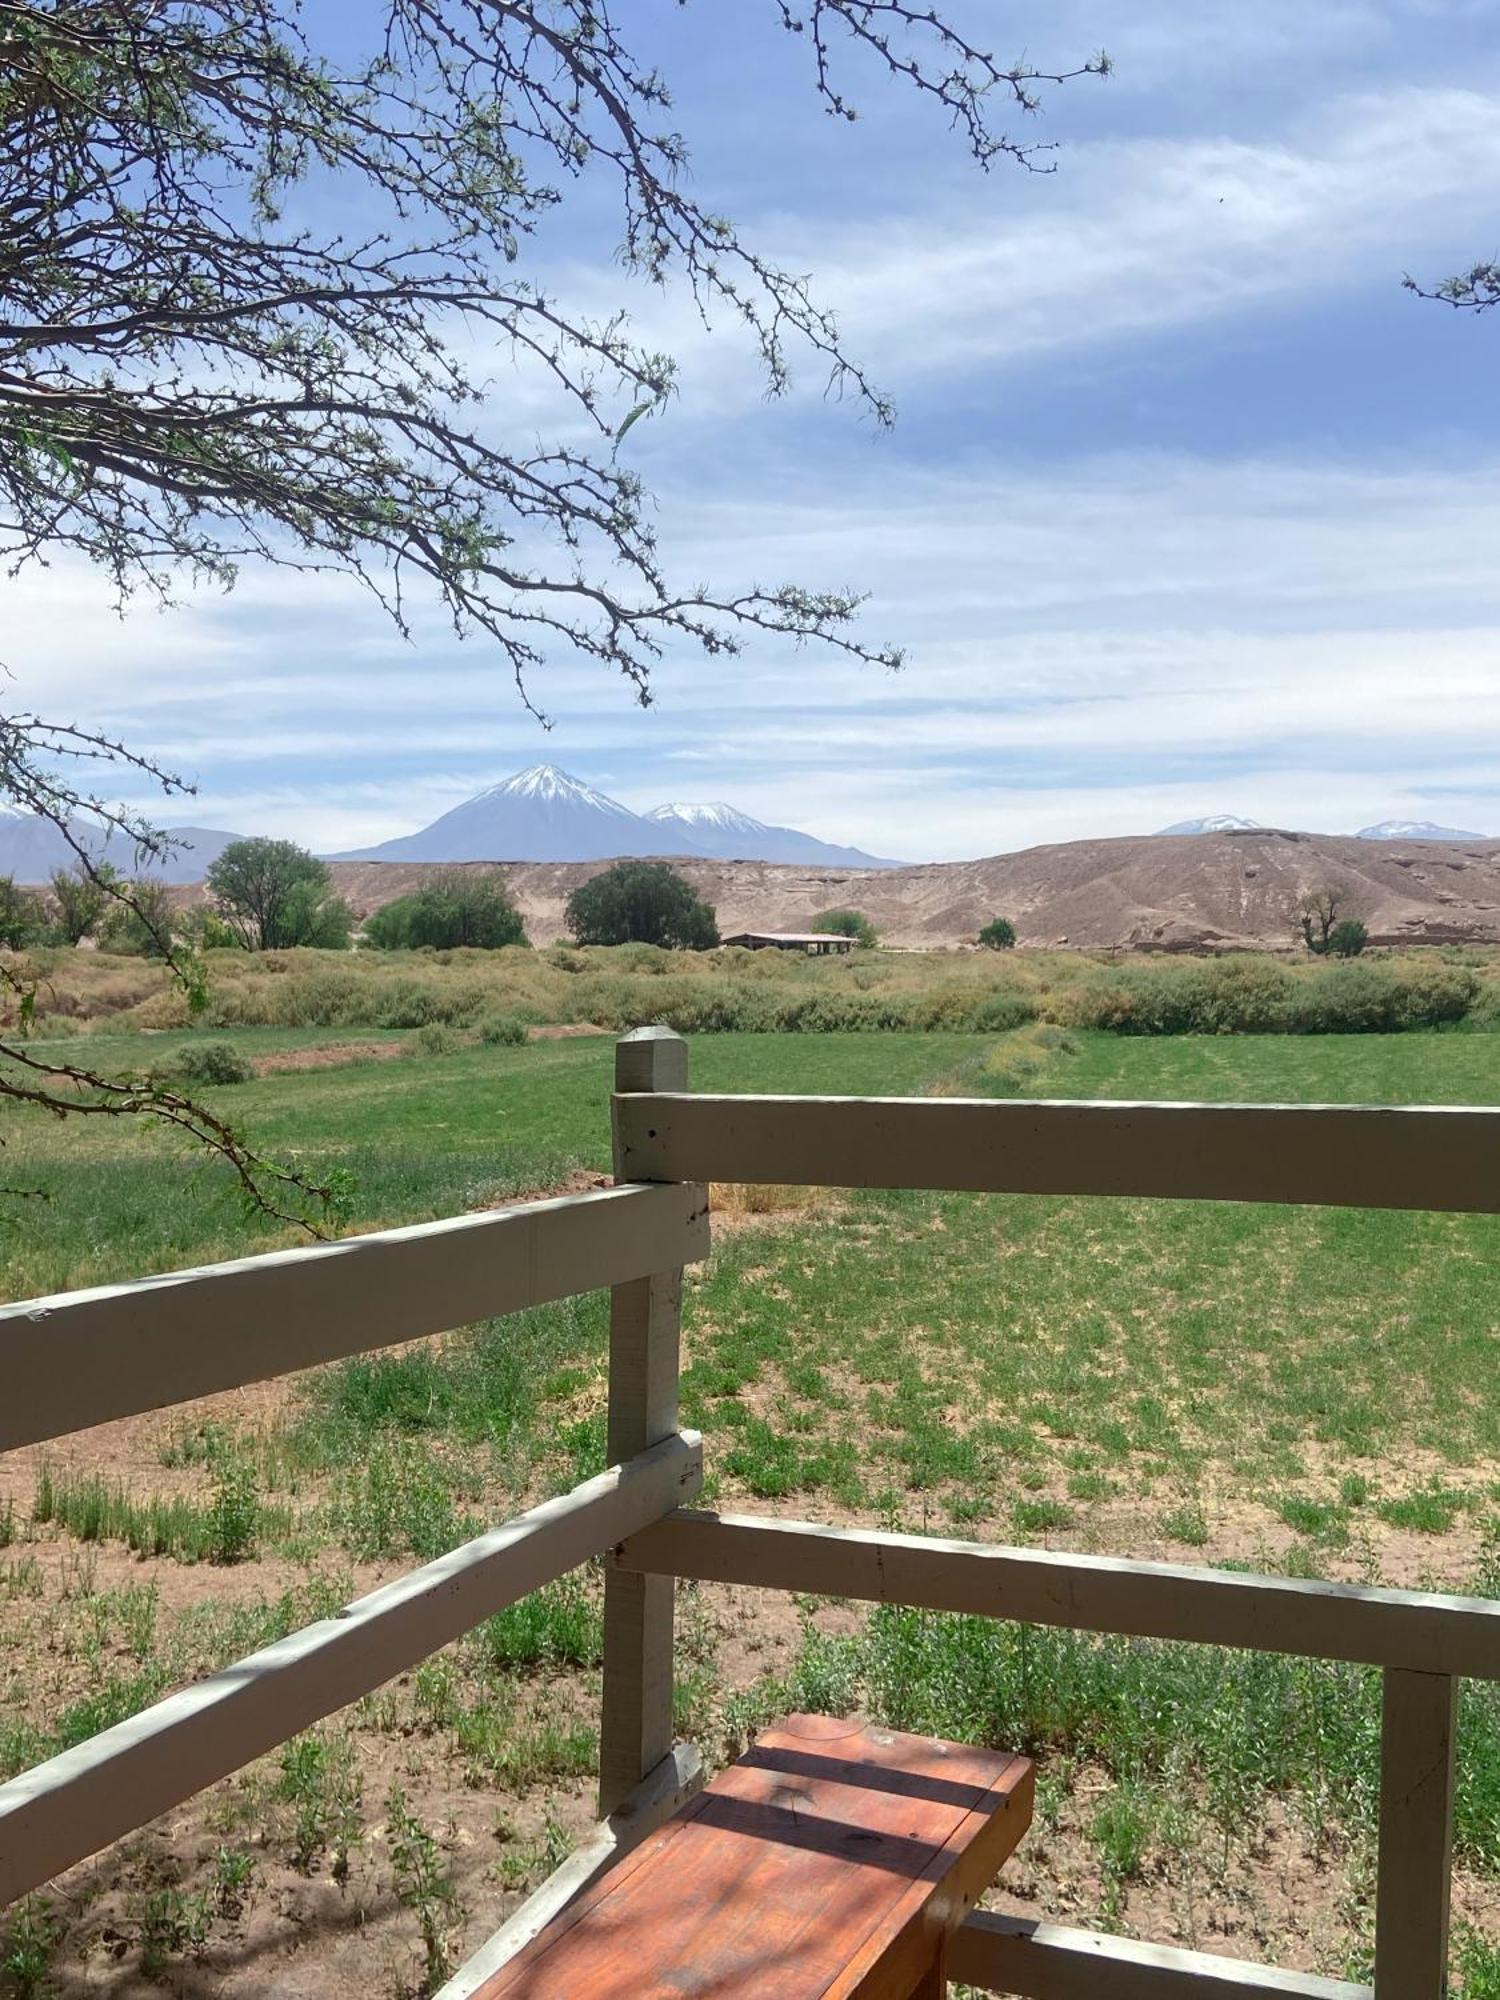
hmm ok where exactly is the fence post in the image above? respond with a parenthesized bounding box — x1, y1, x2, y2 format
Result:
(598, 1027, 690, 1816)
(1374, 1666, 1457, 1999)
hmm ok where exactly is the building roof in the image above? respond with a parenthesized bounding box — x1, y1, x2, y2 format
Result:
(722, 930, 854, 946)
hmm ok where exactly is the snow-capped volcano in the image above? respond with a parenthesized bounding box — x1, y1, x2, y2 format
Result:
(1356, 820, 1490, 842)
(1156, 814, 1264, 835)
(336, 766, 901, 866)
(336, 764, 701, 863)
(647, 801, 898, 866)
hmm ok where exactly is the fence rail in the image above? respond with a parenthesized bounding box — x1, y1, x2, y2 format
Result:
(2, 1033, 1491, 2000)
(616, 1090, 1500, 1211)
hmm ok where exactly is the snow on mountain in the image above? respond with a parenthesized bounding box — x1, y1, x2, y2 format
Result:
(647, 801, 900, 867)
(1155, 814, 1265, 835)
(335, 765, 701, 864)
(1356, 820, 1490, 842)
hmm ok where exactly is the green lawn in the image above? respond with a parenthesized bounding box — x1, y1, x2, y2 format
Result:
(0, 1030, 973, 1298)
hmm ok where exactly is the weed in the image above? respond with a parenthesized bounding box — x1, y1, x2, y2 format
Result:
(0, 1897, 58, 1998)
(1276, 1496, 1348, 1544)
(386, 1787, 466, 1995)
(1378, 1487, 1468, 1534)
(275, 1730, 363, 1877)
(211, 1846, 255, 1920)
(137, 1887, 210, 1975)
(479, 1575, 603, 1671)
(1160, 1504, 1209, 1547)
(1012, 1498, 1072, 1536)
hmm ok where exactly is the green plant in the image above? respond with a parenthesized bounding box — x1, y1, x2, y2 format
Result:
(1160, 1503, 1209, 1546)
(565, 861, 719, 950)
(207, 839, 353, 951)
(477, 1011, 528, 1046)
(408, 1021, 463, 1058)
(165, 1039, 253, 1086)
(479, 1575, 604, 1670)
(386, 1786, 466, 1995)
(211, 1847, 255, 1920)
(0, 1896, 58, 1999)
(977, 916, 1017, 950)
(275, 1730, 363, 1877)
(1012, 1497, 1072, 1535)
(812, 908, 879, 949)
(205, 1459, 260, 1564)
(365, 874, 526, 950)
(136, 1887, 210, 1976)
(1328, 917, 1369, 958)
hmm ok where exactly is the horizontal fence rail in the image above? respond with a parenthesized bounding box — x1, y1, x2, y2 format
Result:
(0, 1432, 702, 1906)
(0, 1179, 709, 1451)
(617, 1511, 1500, 1679)
(616, 1093, 1500, 1213)
(950, 1913, 1369, 1999)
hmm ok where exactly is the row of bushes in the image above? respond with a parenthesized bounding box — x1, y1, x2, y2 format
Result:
(1053, 958, 1484, 1036)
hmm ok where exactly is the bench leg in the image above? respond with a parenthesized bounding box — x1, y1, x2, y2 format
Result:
(906, 1942, 947, 1999)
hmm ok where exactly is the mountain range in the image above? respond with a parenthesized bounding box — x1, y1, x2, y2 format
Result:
(1157, 813, 1491, 840)
(332, 766, 901, 867)
(0, 808, 241, 884)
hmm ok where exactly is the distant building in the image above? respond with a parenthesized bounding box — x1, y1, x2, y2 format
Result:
(721, 930, 856, 955)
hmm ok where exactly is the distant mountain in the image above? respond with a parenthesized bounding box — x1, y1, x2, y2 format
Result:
(1156, 814, 1264, 835)
(0, 810, 243, 884)
(1356, 820, 1489, 842)
(646, 801, 899, 868)
(334, 765, 702, 864)
(335, 765, 900, 867)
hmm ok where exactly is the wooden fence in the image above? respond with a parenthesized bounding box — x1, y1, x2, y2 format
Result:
(1, 1025, 1497, 2000)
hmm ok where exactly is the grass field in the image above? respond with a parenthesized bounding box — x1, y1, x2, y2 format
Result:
(1, 1013, 1497, 1992)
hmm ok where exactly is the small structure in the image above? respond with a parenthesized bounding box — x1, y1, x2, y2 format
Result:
(721, 929, 855, 955)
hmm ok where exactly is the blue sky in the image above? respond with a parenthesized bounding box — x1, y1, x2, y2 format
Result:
(15, 0, 1500, 860)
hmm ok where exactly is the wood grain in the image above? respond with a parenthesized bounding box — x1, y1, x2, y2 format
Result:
(477, 1714, 1033, 1999)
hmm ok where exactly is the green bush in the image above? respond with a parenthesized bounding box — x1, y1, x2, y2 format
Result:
(565, 861, 718, 949)
(812, 908, 879, 950)
(1051, 954, 1480, 1036)
(1327, 917, 1368, 958)
(165, 1039, 254, 1085)
(477, 1012, 527, 1046)
(365, 873, 526, 950)
(408, 1021, 463, 1057)
(978, 916, 1017, 950)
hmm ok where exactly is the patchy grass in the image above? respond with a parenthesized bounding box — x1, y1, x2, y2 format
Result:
(4, 1020, 1500, 1986)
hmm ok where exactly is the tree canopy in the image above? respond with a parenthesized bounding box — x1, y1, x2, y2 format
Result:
(566, 862, 719, 950)
(813, 907, 879, 949)
(978, 916, 1017, 950)
(364, 873, 527, 951)
(206, 839, 352, 951)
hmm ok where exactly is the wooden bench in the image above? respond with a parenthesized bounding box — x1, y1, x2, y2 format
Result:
(475, 1714, 1034, 1998)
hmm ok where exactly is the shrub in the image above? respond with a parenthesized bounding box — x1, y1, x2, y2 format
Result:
(812, 908, 879, 949)
(967, 990, 1036, 1032)
(96, 878, 177, 957)
(409, 1021, 463, 1057)
(977, 916, 1017, 950)
(1328, 918, 1368, 958)
(565, 861, 718, 949)
(166, 1039, 253, 1085)
(477, 1011, 527, 1046)
(365, 872, 526, 950)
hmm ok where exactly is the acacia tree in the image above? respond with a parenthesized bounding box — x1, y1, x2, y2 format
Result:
(0, 1, 1102, 1221)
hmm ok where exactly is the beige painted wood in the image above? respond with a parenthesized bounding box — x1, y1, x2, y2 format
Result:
(616, 1093, 1500, 1213)
(0, 1433, 702, 1907)
(951, 1912, 1368, 1998)
(1, 1179, 709, 1451)
(599, 1029, 695, 1817)
(1373, 1668, 1457, 2000)
(435, 1742, 704, 2000)
(618, 1511, 1500, 1679)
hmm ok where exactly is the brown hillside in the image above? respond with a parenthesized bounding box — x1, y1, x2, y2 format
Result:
(300, 829, 1500, 950)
